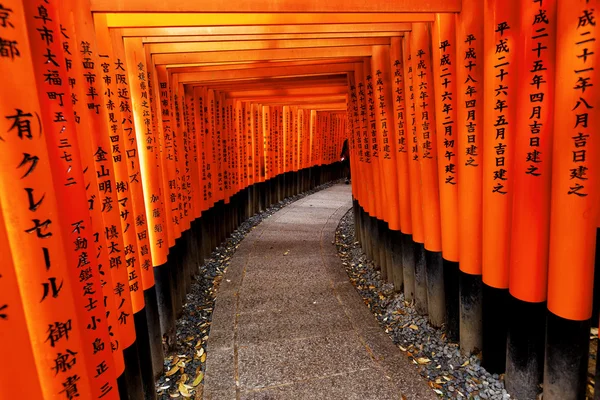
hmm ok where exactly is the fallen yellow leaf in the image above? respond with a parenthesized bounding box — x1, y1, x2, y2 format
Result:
(192, 372, 204, 387)
(165, 366, 180, 377)
(416, 357, 431, 364)
(178, 383, 191, 398)
(200, 353, 206, 363)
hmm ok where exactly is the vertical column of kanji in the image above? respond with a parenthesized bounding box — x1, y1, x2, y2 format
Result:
(185, 83, 196, 228)
(244, 101, 252, 191)
(504, 1, 556, 397)
(184, 86, 198, 253)
(347, 75, 360, 203)
(170, 74, 185, 236)
(455, 0, 484, 356)
(278, 106, 285, 195)
(431, 13, 460, 342)
(411, 23, 445, 327)
(149, 65, 175, 253)
(0, 200, 44, 398)
(482, 0, 519, 373)
(545, 1, 599, 398)
(222, 97, 231, 206)
(292, 106, 298, 182)
(163, 68, 186, 320)
(356, 63, 374, 219)
(309, 109, 317, 185)
(186, 86, 201, 221)
(235, 100, 243, 196)
(403, 33, 425, 309)
(0, 5, 92, 397)
(176, 79, 191, 230)
(302, 108, 310, 189)
(239, 101, 246, 196)
(197, 88, 209, 214)
(144, 51, 169, 243)
(364, 63, 384, 228)
(292, 106, 299, 178)
(194, 88, 210, 261)
(298, 107, 305, 190)
(371, 46, 401, 286)
(372, 47, 401, 231)
(216, 93, 225, 209)
(389, 38, 413, 297)
(273, 106, 281, 200)
(149, 63, 175, 251)
(234, 100, 241, 198)
(230, 99, 238, 200)
(177, 81, 194, 301)
(283, 105, 290, 195)
(262, 105, 271, 184)
(155, 66, 177, 249)
(59, 1, 130, 390)
(348, 71, 366, 249)
(204, 90, 218, 251)
(188, 83, 202, 284)
(243, 102, 254, 217)
(22, 1, 120, 398)
(256, 103, 265, 188)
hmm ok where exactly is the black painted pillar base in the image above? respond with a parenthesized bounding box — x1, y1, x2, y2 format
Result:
(153, 261, 175, 351)
(369, 216, 381, 271)
(543, 311, 590, 400)
(414, 241, 428, 315)
(122, 341, 144, 400)
(443, 259, 460, 343)
(401, 233, 415, 302)
(378, 220, 388, 281)
(117, 373, 128, 400)
(459, 270, 483, 355)
(181, 232, 192, 296)
(425, 250, 445, 328)
(363, 210, 373, 260)
(133, 308, 157, 400)
(482, 284, 509, 373)
(169, 244, 184, 319)
(390, 229, 404, 292)
(143, 286, 164, 379)
(505, 296, 545, 400)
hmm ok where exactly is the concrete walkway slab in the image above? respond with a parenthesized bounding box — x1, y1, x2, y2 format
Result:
(203, 184, 437, 400)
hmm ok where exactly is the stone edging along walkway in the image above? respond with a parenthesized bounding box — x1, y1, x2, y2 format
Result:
(203, 184, 436, 399)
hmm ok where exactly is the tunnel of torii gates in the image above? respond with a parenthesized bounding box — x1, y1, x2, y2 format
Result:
(0, 0, 599, 399)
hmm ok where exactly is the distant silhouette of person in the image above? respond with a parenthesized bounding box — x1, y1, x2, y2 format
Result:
(340, 138, 350, 184)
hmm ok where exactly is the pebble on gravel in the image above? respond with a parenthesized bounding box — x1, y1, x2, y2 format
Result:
(335, 209, 510, 400)
(154, 181, 340, 399)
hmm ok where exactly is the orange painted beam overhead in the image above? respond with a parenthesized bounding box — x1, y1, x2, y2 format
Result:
(168, 58, 363, 72)
(174, 63, 357, 83)
(153, 46, 373, 64)
(104, 13, 435, 28)
(118, 23, 412, 37)
(223, 96, 346, 104)
(142, 32, 403, 43)
(147, 37, 390, 54)
(91, 0, 459, 13)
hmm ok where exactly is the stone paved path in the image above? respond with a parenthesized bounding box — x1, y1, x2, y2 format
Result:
(204, 184, 436, 400)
